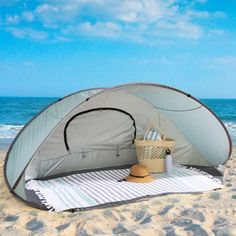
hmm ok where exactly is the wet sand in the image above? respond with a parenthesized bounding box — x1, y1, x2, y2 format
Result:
(0, 148, 236, 235)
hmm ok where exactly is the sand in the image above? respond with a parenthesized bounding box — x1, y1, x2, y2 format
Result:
(0, 149, 236, 235)
(0, 150, 6, 161)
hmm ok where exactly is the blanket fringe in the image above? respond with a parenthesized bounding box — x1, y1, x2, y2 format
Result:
(177, 165, 223, 185)
(33, 189, 55, 211)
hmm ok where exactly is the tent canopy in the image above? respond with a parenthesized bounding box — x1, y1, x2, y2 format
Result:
(4, 83, 232, 203)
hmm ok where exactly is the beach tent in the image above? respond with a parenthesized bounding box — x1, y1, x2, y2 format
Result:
(4, 83, 232, 209)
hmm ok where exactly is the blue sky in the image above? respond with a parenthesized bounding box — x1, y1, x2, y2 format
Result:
(0, 0, 236, 98)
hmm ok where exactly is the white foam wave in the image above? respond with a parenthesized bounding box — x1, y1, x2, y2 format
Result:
(0, 122, 235, 141)
(224, 122, 236, 135)
(0, 124, 23, 139)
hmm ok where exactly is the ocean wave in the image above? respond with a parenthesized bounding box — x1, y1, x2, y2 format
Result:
(224, 122, 236, 136)
(0, 122, 236, 141)
(0, 124, 23, 139)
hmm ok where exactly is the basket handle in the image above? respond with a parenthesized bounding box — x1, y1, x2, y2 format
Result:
(158, 115, 167, 141)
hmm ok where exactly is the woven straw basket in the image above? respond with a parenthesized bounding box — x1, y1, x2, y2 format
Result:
(135, 117, 175, 172)
(135, 138, 175, 172)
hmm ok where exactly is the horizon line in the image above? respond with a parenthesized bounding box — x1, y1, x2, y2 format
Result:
(1, 96, 236, 100)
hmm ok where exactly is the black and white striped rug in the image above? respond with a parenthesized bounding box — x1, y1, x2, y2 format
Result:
(26, 166, 223, 212)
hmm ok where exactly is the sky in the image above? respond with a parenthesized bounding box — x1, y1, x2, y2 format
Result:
(0, 0, 236, 98)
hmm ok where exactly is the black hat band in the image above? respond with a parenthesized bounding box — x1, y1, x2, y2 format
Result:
(129, 174, 150, 178)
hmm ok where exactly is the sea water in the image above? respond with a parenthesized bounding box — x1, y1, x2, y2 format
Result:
(201, 99, 236, 146)
(0, 97, 58, 149)
(0, 97, 235, 149)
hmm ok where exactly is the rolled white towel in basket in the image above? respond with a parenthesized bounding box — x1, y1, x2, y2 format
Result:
(144, 128, 161, 141)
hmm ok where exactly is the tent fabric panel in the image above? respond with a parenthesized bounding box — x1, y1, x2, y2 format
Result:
(5, 88, 104, 189)
(120, 85, 201, 111)
(14, 174, 27, 200)
(25, 89, 210, 180)
(65, 109, 136, 152)
(161, 108, 229, 165)
(26, 111, 207, 180)
(25, 91, 157, 179)
(6, 111, 59, 188)
(27, 91, 157, 163)
(28, 149, 137, 179)
(74, 90, 157, 139)
(160, 113, 210, 166)
(115, 85, 230, 165)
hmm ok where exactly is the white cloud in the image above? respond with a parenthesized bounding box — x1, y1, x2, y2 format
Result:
(175, 22, 203, 39)
(6, 15, 20, 24)
(22, 11, 34, 22)
(65, 22, 122, 38)
(1, 0, 229, 43)
(208, 29, 225, 36)
(186, 10, 210, 19)
(6, 27, 48, 41)
(106, 0, 169, 23)
(203, 56, 236, 70)
(53, 35, 72, 42)
(212, 11, 226, 18)
(152, 21, 202, 40)
(34, 4, 60, 27)
(32, 0, 215, 42)
(36, 4, 59, 14)
(211, 56, 236, 66)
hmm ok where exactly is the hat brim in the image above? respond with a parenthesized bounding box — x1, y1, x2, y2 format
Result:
(125, 175, 155, 183)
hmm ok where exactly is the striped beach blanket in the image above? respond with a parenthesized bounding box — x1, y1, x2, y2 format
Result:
(26, 166, 223, 212)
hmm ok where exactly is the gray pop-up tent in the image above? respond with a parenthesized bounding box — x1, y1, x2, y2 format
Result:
(4, 83, 232, 210)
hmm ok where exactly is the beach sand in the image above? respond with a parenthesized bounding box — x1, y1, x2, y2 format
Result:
(0, 149, 236, 235)
(0, 150, 6, 161)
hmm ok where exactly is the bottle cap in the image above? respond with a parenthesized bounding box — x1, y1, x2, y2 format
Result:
(166, 149, 171, 155)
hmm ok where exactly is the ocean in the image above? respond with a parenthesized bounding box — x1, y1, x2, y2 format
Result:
(0, 97, 235, 149)
(0, 97, 58, 149)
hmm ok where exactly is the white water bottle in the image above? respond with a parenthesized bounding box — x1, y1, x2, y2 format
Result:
(165, 149, 172, 175)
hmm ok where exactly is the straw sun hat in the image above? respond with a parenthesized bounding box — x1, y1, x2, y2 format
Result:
(125, 164, 155, 183)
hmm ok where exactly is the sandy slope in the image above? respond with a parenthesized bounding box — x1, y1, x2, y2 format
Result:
(0, 149, 236, 235)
